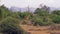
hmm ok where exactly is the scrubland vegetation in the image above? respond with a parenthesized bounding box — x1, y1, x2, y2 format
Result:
(0, 5, 60, 34)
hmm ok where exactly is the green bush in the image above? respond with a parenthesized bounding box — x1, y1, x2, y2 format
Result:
(52, 16, 60, 23)
(0, 17, 28, 34)
(31, 15, 53, 26)
(52, 10, 60, 15)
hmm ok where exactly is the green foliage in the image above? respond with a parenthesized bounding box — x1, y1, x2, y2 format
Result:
(18, 12, 33, 19)
(34, 8, 49, 16)
(49, 14, 60, 24)
(34, 8, 41, 14)
(0, 4, 60, 31)
(0, 17, 28, 34)
(52, 15, 60, 23)
(52, 10, 60, 15)
(32, 15, 53, 26)
(0, 5, 28, 34)
(33, 16, 43, 26)
(33, 6, 52, 26)
(10, 12, 20, 19)
(0, 5, 10, 20)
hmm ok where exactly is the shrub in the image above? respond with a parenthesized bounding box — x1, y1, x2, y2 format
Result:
(52, 16, 60, 23)
(0, 17, 28, 34)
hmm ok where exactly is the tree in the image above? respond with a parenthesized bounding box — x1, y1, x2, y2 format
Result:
(34, 5, 50, 16)
(33, 5, 53, 26)
(34, 8, 41, 14)
(41, 5, 50, 13)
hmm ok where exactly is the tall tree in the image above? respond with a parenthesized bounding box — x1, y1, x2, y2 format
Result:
(34, 5, 50, 15)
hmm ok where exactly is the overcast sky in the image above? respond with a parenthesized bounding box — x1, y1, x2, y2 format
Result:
(0, 0, 60, 8)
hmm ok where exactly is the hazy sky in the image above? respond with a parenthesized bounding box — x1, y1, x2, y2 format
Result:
(0, 0, 60, 8)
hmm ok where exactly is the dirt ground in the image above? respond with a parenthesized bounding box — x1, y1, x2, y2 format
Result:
(20, 25, 50, 34)
(20, 25, 60, 34)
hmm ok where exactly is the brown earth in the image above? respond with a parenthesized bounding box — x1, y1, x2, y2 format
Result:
(20, 25, 50, 34)
(20, 24, 60, 34)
